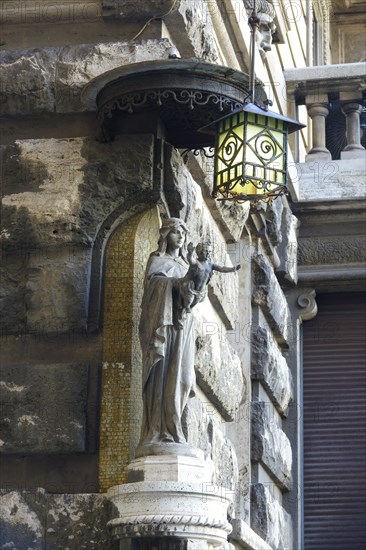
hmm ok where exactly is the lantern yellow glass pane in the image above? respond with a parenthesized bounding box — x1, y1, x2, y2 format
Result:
(246, 122, 286, 192)
(215, 112, 287, 198)
(217, 119, 245, 190)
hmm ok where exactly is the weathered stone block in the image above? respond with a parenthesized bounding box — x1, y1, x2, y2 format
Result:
(102, 1, 219, 61)
(0, 1, 102, 25)
(0, 254, 90, 338)
(0, 490, 117, 550)
(174, 0, 219, 62)
(251, 402, 292, 490)
(45, 493, 117, 549)
(185, 394, 238, 494)
(265, 198, 284, 248)
(1, 250, 91, 336)
(184, 395, 212, 459)
(276, 208, 299, 286)
(0, 364, 88, 453)
(230, 518, 272, 550)
(252, 325, 293, 414)
(0, 135, 179, 341)
(1, 138, 88, 249)
(0, 491, 44, 550)
(1, 135, 154, 250)
(251, 484, 293, 550)
(0, 48, 57, 115)
(25, 247, 91, 333)
(252, 253, 292, 346)
(0, 39, 179, 115)
(0, 255, 27, 333)
(102, 0, 177, 19)
(194, 305, 244, 421)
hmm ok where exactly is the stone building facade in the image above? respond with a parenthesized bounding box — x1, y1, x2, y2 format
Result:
(0, 1, 365, 549)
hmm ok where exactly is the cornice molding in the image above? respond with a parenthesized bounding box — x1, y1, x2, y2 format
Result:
(298, 264, 366, 292)
(0, 1, 102, 25)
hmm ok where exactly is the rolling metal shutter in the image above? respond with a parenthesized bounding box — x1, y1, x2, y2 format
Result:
(303, 293, 366, 550)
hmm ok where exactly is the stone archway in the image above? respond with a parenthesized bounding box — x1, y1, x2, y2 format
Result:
(98, 207, 160, 492)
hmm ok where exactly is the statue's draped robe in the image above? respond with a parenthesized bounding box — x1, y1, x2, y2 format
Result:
(139, 253, 196, 445)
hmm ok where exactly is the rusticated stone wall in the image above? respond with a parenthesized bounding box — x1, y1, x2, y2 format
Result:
(0, 132, 251, 547)
(0, 490, 118, 550)
(1, 4, 304, 550)
(247, 200, 298, 550)
(1, 133, 301, 549)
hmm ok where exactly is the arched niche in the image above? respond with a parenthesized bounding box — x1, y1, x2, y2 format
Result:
(99, 207, 160, 492)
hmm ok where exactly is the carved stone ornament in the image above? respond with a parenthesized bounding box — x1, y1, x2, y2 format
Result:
(244, 0, 276, 59)
(109, 514, 230, 536)
(297, 289, 318, 321)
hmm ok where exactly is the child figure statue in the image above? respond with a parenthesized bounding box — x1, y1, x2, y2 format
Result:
(178, 241, 240, 322)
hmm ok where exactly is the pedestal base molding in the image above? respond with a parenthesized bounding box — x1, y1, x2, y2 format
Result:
(107, 454, 233, 549)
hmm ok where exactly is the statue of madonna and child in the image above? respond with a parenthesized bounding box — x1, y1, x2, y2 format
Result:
(136, 217, 240, 458)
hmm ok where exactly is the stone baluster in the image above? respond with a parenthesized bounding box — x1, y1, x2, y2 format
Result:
(305, 95, 331, 161)
(340, 102, 365, 159)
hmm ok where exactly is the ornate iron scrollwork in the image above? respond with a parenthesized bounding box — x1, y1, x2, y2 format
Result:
(180, 146, 215, 164)
(90, 60, 252, 149)
(98, 88, 242, 122)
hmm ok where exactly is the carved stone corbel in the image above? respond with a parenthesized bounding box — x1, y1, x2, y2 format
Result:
(295, 288, 318, 321)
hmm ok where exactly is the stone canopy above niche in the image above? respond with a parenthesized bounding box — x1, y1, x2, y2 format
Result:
(82, 59, 266, 148)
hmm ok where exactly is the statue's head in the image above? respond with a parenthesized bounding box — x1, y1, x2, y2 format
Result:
(157, 217, 189, 256)
(244, 0, 276, 59)
(196, 242, 213, 261)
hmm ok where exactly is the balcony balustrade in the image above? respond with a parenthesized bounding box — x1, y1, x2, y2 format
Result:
(284, 62, 366, 162)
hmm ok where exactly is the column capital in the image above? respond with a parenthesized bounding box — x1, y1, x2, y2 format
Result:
(341, 102, 363, 116)
(307, 103, 329, 119)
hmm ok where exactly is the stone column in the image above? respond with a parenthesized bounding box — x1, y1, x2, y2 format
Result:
(340, 102, 365, 159)
(305, 99, 331, 161)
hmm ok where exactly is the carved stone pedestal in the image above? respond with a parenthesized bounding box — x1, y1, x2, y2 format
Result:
(107, 454, 233, 550)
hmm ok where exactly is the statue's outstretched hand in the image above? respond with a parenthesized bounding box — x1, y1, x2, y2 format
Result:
(235, 264, 241, 271)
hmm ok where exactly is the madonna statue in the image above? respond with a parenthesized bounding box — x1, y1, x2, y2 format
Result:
(136, 218, 196, 457)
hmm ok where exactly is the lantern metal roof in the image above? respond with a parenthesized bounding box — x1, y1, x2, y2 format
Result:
(200, 102, 306, 136)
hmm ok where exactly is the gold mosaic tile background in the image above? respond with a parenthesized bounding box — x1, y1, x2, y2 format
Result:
(99, 208, 160, 491)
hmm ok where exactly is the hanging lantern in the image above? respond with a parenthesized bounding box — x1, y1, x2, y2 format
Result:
(200, 102, 305, 204)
